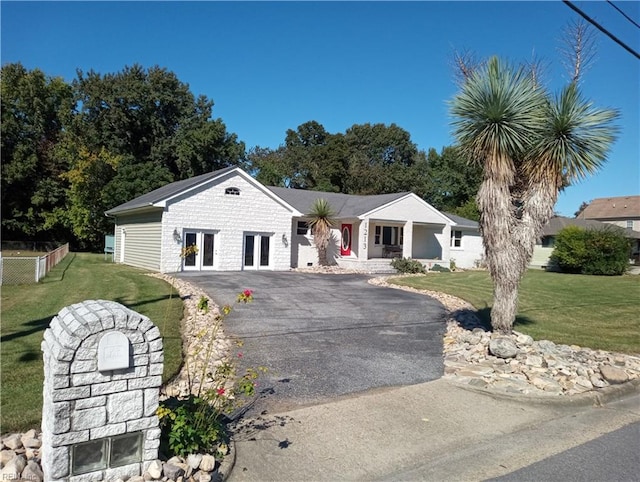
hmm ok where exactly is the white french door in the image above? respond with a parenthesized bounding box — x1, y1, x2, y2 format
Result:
(183, 231, 216, 271)
(243, 233, 271, 270)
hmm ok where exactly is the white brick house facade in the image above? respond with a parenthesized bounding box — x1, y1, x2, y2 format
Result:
(106, 167, 484, 272)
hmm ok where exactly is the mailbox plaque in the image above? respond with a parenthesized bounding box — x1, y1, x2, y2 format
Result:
(98, 331, 131, 371)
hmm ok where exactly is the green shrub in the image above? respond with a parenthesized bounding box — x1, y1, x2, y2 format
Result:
(430, 264, 451, 272)
(551, 226, 630, 276)
(391, 257, 426, 274)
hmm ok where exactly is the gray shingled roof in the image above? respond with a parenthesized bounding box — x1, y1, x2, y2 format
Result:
(543, 216, 640, 239)
(443, 212, 478, 229)
(266, 187, 410, 217)
(105, 166, 237, 215)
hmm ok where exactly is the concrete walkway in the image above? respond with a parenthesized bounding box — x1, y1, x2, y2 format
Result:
(227, 379, 640, 481)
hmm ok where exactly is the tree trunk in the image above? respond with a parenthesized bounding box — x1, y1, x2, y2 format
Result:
(481, 176, 560, 334)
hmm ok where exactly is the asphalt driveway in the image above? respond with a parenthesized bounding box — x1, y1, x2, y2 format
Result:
(176, 271, 447, 413)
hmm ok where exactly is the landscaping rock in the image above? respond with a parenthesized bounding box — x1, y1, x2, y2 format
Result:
(0, 454, 26, 480)
(164, 462, 186, 480)
(489, 337, 518, 359)
(147, 459, 164, 479)
(187, 453, 203, 470)
(0, 449, 16, 466)
(2, 434, 22, 451)
(22, 460, 44, 482)
(600, 365, 629, 384)
(200, 454, 216, 472)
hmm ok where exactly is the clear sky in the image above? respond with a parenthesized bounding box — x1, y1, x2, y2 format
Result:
(2, 1, 638, 216)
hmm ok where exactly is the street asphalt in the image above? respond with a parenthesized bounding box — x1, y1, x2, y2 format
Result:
(176, 271, 447, 414)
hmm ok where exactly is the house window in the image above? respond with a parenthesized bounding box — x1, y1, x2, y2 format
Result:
(297, 221, 310, 235)
(225, 187, 240, 195)
(374, 226, 381, 245)
(382, 226, 402, 245)
(627, 220, 633, 229)
(451, 230, 462, 248)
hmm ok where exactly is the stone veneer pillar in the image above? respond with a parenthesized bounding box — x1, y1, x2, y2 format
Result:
(41, 300, 164, 481)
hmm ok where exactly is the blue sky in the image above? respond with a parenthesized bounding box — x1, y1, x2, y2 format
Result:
(2, 1, 638, 216)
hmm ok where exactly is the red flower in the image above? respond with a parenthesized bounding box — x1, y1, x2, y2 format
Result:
(237, 353, 243, 358)
(243, 289, 253, 297)
(216, 388, 225, 396)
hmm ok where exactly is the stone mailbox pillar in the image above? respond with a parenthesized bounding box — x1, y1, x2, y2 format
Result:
(41, 300, 164, 481)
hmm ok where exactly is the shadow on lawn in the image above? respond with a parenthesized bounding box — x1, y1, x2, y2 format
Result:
(0, 315, 53, 343)
(1, 294, 177, 344)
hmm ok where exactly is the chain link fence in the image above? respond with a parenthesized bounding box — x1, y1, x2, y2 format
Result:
(1, 243, 69, 285)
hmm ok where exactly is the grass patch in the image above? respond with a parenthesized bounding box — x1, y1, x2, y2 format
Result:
(1, 253, 184, 433)
(391, 270, 640, 355)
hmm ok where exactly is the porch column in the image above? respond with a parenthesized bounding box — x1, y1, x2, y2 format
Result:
(403, 220, 413, 258)
(358, 219, 369, 260)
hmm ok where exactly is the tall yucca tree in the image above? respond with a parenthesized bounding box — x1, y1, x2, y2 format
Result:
(307, 198, 336, 266)
(450, 57, 618, 334)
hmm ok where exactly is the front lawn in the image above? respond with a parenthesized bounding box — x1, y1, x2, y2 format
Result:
(391, 270, 640, 354)
(1, 253, 184, 433)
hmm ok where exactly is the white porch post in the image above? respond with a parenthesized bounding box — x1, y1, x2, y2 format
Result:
(442, 223, 452, 263)
(403, 220, 413, 258)
(358, 219, 369, 260)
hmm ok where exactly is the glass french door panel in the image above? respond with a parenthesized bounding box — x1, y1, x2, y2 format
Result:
(203, 233, 215, 267)
(184, 232, 197, 266)
(244, 235, 255, 267)
(260, 236, 270, 266)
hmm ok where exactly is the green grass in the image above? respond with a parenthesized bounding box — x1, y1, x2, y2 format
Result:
(392, 270, 640, 355)
(1, 253, 184, 433)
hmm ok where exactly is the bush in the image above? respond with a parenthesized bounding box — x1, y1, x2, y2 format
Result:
(551, 226, 630, 276)
(391, 257, 426, 274)
(430, 264, 451, 272)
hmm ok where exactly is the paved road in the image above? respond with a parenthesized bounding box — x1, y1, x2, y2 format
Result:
(489, 421, 640, 482)
(176, 271, 447, 414)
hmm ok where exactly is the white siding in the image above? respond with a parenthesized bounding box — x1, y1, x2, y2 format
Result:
(160, 172, 293, 272)
(365, 195, 450, 224)
(449, 228, 484, 269)
(114, 211, 163, 271)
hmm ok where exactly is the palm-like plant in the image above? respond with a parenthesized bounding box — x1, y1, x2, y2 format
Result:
(450, 57, 618, 334)
(307, 198, 336, 266)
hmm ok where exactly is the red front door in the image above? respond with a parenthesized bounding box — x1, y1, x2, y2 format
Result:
(340, 224, 352, 256)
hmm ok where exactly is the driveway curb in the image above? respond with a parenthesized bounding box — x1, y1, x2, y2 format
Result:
(445, 376, 640, 407)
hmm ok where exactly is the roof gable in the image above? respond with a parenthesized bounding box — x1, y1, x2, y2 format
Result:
(578, 195, 640, 220)
(105, 166, 300, 216)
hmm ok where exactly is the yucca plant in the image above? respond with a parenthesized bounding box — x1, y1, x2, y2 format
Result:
(307, 198, 336, 266)
(450, 56, 618, 334)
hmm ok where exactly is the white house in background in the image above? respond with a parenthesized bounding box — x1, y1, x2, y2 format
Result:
(105, 166, 484, 273)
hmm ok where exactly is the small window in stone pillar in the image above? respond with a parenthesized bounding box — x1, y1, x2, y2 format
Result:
(72, 439, 108, 474)
(110, 432, 143, 468)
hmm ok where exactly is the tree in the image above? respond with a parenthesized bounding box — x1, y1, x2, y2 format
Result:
(72, 64, 245, 181)
(450, 56, 618, 334)
(306, 199, 336, 266)
(344, 123, 425, 195)
(1, 63, 74, 242)
(422, 146, 482, 213)
(574, 200, 590, 218)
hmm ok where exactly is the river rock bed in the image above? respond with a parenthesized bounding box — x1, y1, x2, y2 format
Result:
(370, 276, 640, 396)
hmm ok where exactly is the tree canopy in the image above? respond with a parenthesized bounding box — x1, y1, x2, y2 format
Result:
(1, 63, 246, 249)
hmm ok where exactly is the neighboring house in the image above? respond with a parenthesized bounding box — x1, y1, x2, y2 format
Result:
(576, 195, 640, 264)
(530, 216, 640, 268)
(105, 166, 484, 273)
(576, 195, 640, 231)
